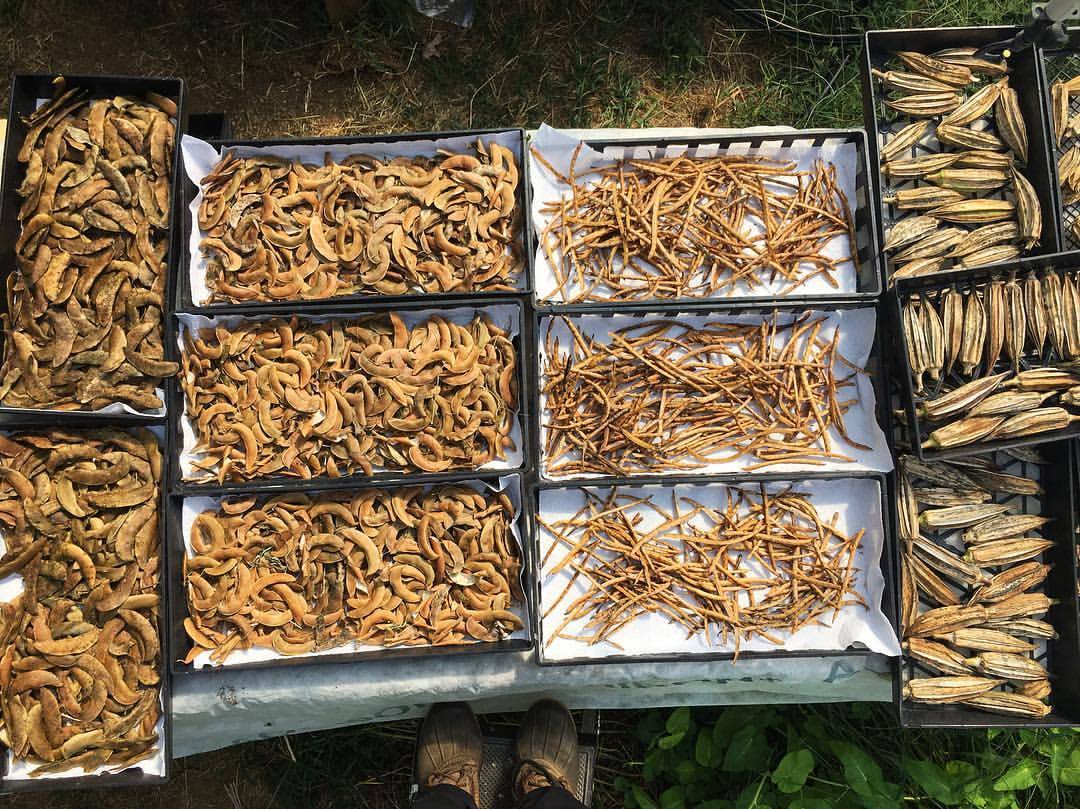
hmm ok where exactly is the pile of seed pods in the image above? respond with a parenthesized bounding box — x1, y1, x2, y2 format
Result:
(0, 428, 162, 774)
(181, 312, 518, 482)
(196, 139, 522, 303)
(183, 485, 523, 663)
(1, 79, 179, 411)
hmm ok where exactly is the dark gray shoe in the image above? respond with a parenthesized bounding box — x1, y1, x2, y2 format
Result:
(416, 702, 482, 801)
(513, 699, 579, 799)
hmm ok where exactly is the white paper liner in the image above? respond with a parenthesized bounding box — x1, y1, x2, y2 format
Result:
(177, 303, 524, 481)
(0, 426, 167, 782)
(538, 307, 893, 479)
(181, 131, 527, 305)
(181, 475, 530, 668)
(530, 124, 859, 303)
(537, 478, 900, 662)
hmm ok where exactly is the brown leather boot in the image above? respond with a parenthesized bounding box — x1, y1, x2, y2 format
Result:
(415, 702, 482, 802)
(513, 699, 579, 799)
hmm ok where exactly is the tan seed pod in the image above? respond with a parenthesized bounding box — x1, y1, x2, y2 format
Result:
(912, 487, 991, 507)
(984, 280, 1005, 371)
(964, 468, 1042, 496)
(1024, 272, 1048, 354)
(959, 290, 987, 376)
(970, 561, 1050, 604)
(887, 92, 964, 117)
(903, 675, 1002, 704)
(906, 637, 974, 676)
(967, 538, 1056, 567)
(932, 49, 1008, 77)
(1053, 81, 1070, 146)
(968, 390, 1052, 417)
(962, 691, 1052, 717)
(919, 503, 1011, 531)
(897, 468, 919, 545)
(966, 651, 1047, 681)
(922, 292, 945, 380)
(929, 198, 1016, 224)
(1015, 679, 1052, 701)
(953, 150, 1015, 170)
(904, 297, 930, 392)
(883, 186, 967, 210)
(893, 227, 966, 263)
(917, 371, 1007, 421)
(895, 52, 975, 87)
(982, 617, 1057, 639)
(942, 288, 964, 375)
(908, 604, 989, 637)
(995, 83, 1029, 163)
(1072, 218, 1080, 246)
(989, 406, 1079, 440)
(1063, 272, 1080, 358)
(883, 152, 961, 179)
(941, 80, 1003, 126)
(883, 215, 941, 251)
(1059, 385, 1080, 406)
(1003, 279, 1026, 370)
(935, 123, 1007, 152)
(1057, 145, 1080, 186)
(962, 514, 1052, 545)
(934, 628, 1034, 654)
(947, 222, 1018, 258)
(1005, 365, 1080, 391)
(984, 592, 1054, 621)
(924, 168, 1009, 193)
(956, 244, 1021, 269)
(1043, 274, 1068, 358)
(873, 68, 957, 94)
(922, 415, 1004, 450)
(881, 120, 932, 162)
(909, 552, 963, 607)
(902, 456, 981, 489)
(890, 257, 948, 283)
(912, 533, 991, 586)
(1012, 168, 1041, 249)
(900, 552, 919, 631)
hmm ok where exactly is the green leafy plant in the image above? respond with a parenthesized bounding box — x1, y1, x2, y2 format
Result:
(617, 704, 1080, 809)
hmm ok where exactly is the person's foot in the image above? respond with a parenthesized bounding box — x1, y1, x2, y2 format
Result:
(416, 702, 482, 802)
(513, 699, 579, 799)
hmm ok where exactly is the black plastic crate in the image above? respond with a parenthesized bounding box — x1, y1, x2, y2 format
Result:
(529, 471, 897, 666)
(531, 129, 882, 312)
(174, 128, 532, 314)
(533, 300, 890, 484)
(0, 423, 171, 791)
(167, 473, 533, 675)
(1038, 39, 1080, 252)
(168, 297, 532, 495)
(893, 441, 1080, 728)
(862, 28, 1061, 287)
(0, 73, 187, 426)
(889, 253, 1080, 460)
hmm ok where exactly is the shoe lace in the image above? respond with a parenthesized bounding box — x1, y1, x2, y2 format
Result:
(515, 759, 569, 795)
(426, 761, 479, 795)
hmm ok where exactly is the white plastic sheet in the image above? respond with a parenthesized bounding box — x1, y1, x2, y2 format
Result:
(537, 479, 900, 662)
(180, 476, 530, 668)
(180, 131, 526, 305)
(538, 307, 893, 479)
(176, 303, 524, 480)
(530, 124, 859, 303)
